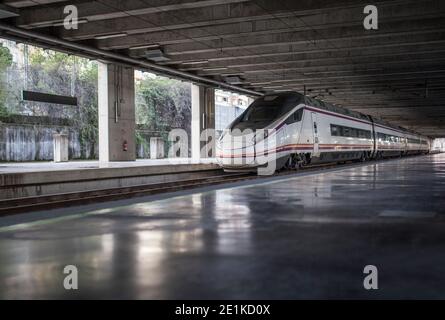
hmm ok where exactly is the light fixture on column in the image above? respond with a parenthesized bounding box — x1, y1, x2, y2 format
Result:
(224, 76, 243, 84)
(144, 48, 171, 62)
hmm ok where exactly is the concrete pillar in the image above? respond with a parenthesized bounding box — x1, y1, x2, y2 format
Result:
(150, 137, 165, 159)
(98, 62, 136, 162)
(53, 133, 68, 162)
(191, 84, 215, 159)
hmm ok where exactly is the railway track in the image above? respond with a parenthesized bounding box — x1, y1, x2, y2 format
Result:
(0, 156, 417, 216)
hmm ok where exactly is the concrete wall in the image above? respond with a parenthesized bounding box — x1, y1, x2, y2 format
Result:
(0, 123, 95, 161)
(0, 123, 171, 161)
(0, 123, 191, 161)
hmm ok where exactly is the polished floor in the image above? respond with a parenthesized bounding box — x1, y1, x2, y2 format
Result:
(1, 154, 444, 299)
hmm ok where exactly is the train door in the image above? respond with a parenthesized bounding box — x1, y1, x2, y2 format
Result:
(368, 116, 377, 158)
(311, 112, 320, 157)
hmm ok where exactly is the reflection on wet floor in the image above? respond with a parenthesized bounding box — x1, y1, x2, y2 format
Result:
(0, 154, 445, 299)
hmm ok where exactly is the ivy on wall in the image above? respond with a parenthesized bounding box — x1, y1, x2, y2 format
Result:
(135, 76, 191, 157)
(0, 44, 12, 116)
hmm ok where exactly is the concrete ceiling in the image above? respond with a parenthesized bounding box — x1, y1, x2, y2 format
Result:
(1, 0, 445, 137)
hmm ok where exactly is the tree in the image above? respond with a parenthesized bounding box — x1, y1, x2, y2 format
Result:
(27, 47, 99, 158)
(0, 44, 12, 116)
(136, 75, 191, 156)
(136, 76, 191, 133)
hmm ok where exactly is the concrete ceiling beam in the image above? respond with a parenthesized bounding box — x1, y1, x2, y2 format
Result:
(94, 0, 445, 49)
(16, 0, 250, 29)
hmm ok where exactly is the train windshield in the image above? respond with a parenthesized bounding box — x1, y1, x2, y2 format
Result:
(232, 93, 302, 131)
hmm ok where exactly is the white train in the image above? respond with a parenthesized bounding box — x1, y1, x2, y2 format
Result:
(216, 91, 430, 172)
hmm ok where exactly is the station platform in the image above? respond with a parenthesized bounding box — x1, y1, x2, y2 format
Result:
(0, 158, 219, 200)
(0, 154, 444, 299)
(0, 158, 216, 174)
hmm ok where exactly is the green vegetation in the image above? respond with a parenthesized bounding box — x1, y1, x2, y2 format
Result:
(136, 76, 191, 131)
(136, 76, 191, 156)
(0, 43, 99, 158)
(0, 44, 12, 116)
(28, 48, 99, 158)
(0, 41, 192, 159)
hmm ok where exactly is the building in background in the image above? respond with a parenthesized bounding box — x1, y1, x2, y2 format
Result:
(215, 89, 253, 136)
(433, 138, 445, 152)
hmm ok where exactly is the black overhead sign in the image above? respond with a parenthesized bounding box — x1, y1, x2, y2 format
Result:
(22, 90, 78, 106)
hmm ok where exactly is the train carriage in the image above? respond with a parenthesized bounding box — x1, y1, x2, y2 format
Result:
(373, 119, 408, 158)
(216, 91, 430, 172)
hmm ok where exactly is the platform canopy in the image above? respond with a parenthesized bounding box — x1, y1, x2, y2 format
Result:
(1, 0, 445, 137)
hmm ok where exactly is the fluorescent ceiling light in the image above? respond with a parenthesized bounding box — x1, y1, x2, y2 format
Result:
(52, 19, 89, 27)
(179, 67, 201, 71)
(263, 85, 283, 89)
(129, 44, 160, 50)
(181, 60, 209, 65)
(202, 67, 228, 72)
(221, 73, 244, 77)
(272, 79, 298, 83)
(94, 33, 127, 40)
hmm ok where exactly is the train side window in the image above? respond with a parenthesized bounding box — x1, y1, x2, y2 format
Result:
(336, 125, 343, 136)
(294, 108, 303, 122)
(285, 108, 303, 125)
(362, 130, 371, 139)
(353, 129, 359, 138)
(349, 128, 354, 137)
(331, 124, 372, 139)
(285, 115, 293, 125)
(378, 133, 384, 141)
(359, 130, 368, 139)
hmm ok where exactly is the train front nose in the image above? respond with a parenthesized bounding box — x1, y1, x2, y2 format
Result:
(216, 131, 256, 168)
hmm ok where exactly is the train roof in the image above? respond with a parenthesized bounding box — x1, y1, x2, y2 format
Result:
(263, 91, 427, 139)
